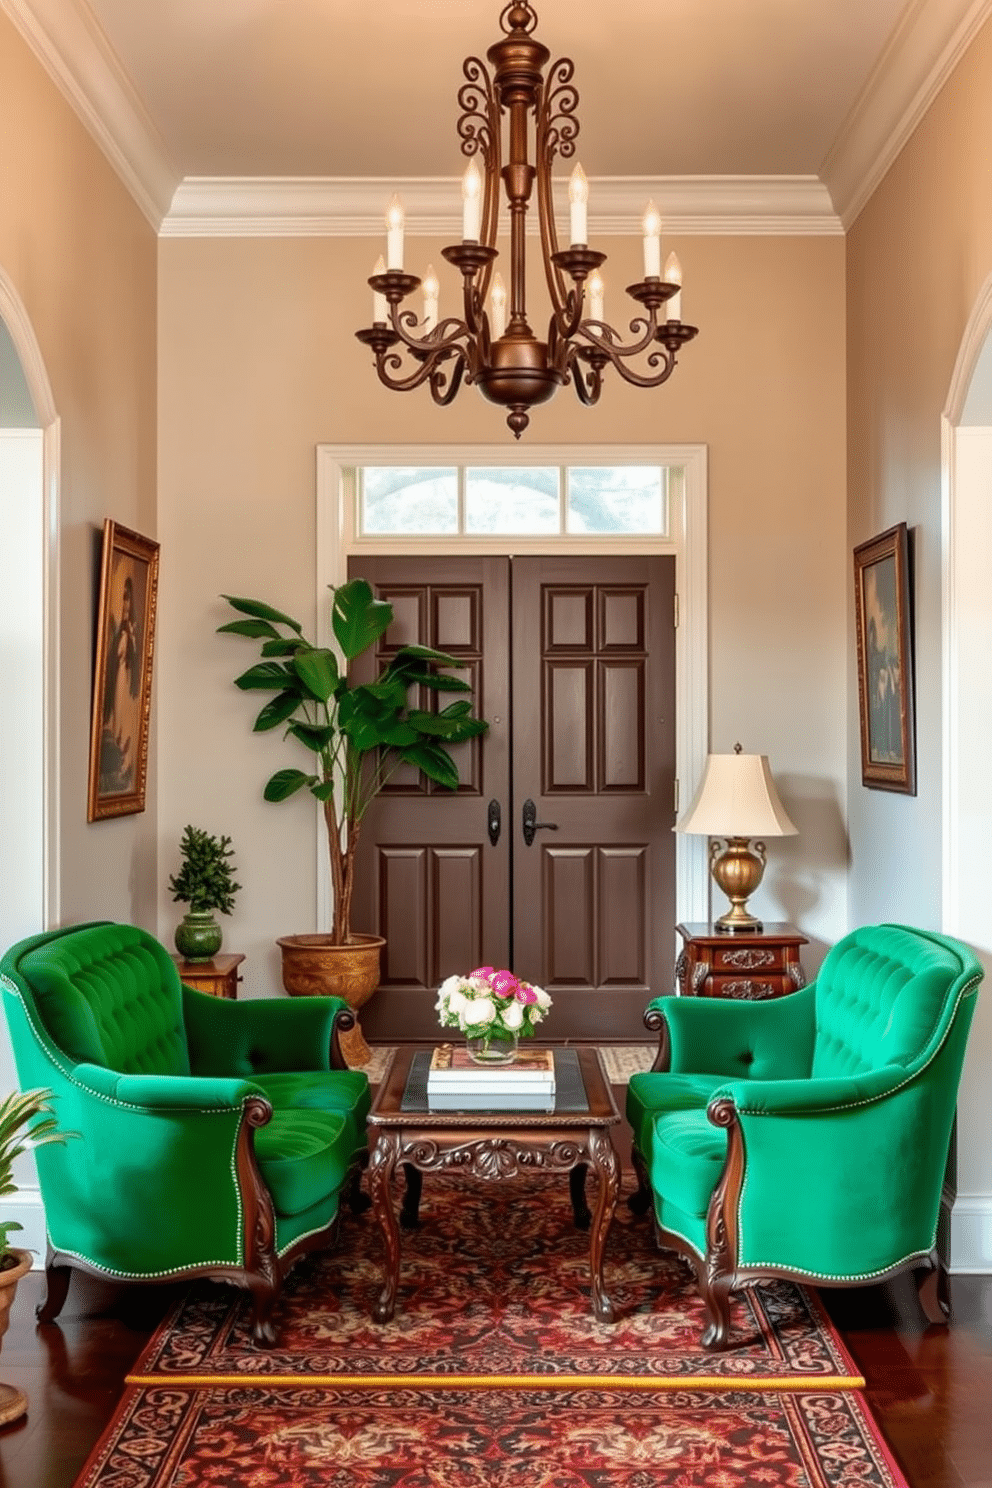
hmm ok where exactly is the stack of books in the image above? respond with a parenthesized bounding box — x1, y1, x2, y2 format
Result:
(426, 1045, 556, 1111)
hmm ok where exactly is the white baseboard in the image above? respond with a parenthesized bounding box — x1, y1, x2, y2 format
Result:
(950, 1193, 992, 1273)
(4, 1186, 991, 1277)
(0, 1189, 45, 1269)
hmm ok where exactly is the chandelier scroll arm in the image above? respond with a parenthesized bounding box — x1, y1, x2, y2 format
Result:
(536, 56, 580, 318)
(457, 55, 501, 310)
(362, 344, 460, 397)
(428, 348, 469, 407)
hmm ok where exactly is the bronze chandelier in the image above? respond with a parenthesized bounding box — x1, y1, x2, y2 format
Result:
(356, 1, 698, 439)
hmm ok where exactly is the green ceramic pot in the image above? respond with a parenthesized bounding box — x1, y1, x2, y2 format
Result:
(174, 910, 222, 963)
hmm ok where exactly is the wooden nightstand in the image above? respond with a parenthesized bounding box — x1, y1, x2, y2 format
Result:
(674, 923, 807, 1001)
(171, 953, 244, 999)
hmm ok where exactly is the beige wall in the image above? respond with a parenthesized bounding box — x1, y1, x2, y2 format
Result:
(847, 14, 992, 1246)
(157, 231, 847, 994)
(0, 14, 159, 931)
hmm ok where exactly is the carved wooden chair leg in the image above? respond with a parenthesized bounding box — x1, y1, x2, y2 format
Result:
(917, 1250, 951, 1325)
(36, 1256, 72, 1324)
(699, 1272, 734, 1350)
(627, 1146, 653, 1216)
(248, 1280, 280, 1347)
(346, 1152, 372, 1215)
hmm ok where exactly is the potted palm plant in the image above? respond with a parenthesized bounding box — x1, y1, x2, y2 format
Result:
(0, 1088, 66, 1423)
(219, 577, 488, 1060)
(168, 824, 241, 961)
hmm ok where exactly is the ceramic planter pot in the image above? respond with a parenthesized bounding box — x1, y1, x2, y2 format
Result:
(174, 910, 223, 962)
(0, 1248, 31, 1423)
(277, 933, 385, 1068)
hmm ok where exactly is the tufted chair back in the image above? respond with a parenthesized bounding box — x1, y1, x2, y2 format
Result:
(811, 922, 966, 1079)
(14, 921, 191, 1077)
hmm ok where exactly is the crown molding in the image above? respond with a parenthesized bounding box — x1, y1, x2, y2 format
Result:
(6, 0, 990, 239)
(1, 0, 178, 228)
(160, 175, 843, 238)
(822, 0, 992, 228)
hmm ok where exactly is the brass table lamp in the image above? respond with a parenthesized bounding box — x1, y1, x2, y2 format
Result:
(676, 745, 797, 932)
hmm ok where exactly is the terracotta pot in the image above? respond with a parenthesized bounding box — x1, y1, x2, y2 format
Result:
(0, 1249, 31, 1424)
(277, 933, 385, 1068)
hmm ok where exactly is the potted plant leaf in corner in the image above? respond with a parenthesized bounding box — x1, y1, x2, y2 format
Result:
(169, 824, 241, 962)
(0, 1088, 66, 1423)
(218, 577, 488, 1064)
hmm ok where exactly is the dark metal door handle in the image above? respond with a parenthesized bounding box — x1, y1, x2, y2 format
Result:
(522, 798, 559, 848)
(487, 799, 501, 847)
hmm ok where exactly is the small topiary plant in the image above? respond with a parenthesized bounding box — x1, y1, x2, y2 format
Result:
(168, 825, 241, 916)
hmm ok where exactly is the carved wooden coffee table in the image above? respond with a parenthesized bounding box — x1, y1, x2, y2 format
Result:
(367, 1045, 621, 1325)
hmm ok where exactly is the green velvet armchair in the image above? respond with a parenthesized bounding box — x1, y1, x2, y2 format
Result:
(626, 923, 983, 1349)
(0, 921, 372, 1345)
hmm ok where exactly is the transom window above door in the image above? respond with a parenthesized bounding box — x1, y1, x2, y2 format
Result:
(358, 463, 672, 538)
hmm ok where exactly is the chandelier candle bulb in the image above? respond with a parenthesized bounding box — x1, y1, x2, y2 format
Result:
(490, 272, 507, 340)
(642, 200, 662, 278)
(664, 251, 683, 321)
(371, 256, 388, 324)
(569, 163, 589, 245)
(422, 264, 440, 333)
(462, 158, 483, 241)
(587, 268, 605, 324)
(386, 195, 405, 269)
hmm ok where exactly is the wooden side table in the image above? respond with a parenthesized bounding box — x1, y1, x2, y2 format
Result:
(171, 953, 244, 999)
(675, 923, 807, 1001)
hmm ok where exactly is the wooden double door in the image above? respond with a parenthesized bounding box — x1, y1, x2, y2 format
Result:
(352, 554, 676, 1041)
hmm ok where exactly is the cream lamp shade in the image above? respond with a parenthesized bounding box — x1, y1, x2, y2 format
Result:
(677, 746, 797, 932)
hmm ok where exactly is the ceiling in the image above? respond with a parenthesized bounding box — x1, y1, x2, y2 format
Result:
(6, 0, 991, 229)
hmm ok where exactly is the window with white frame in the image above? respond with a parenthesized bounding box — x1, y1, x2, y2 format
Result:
(356, 462, 672, 539)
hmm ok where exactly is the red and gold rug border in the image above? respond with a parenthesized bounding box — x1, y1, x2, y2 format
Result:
(125, 1369, 865, 1390)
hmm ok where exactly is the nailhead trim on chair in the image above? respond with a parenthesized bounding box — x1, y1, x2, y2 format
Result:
(1, 973, 248, 1267)
(728, 971, 983, 1277)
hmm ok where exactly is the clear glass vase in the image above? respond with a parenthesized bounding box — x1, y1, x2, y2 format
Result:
(466, 1031, 519, 1066)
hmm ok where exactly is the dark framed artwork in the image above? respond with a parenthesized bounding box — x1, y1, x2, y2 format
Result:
(853, 521, 916, 795)
(87, 520, 160, 821)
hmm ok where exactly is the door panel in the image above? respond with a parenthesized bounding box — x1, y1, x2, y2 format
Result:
(349, 553, 675, 1041)
(512, 555, 676, 1037)
(349, 557, 511, 1040)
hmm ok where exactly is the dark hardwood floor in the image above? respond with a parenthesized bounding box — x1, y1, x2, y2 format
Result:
(1, 1076, 989, 1488)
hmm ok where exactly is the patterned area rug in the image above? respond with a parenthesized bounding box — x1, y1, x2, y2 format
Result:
(75, 1384, 908, 1488)
(129, 1177, 862, 1387)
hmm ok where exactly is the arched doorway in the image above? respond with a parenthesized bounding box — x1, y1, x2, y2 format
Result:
(0, 269, 60, 1260)
(942, 274, 992, 1273)
(0, 271, 59, 939)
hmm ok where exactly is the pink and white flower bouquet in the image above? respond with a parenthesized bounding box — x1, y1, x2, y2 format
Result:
(435, 966, 552, 1045)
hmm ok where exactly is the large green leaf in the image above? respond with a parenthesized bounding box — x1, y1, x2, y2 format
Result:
(409, 673, 473, 693)
(234, 662, 296, 692)
(400, 743, 460, 790)
(293, 648, 339, 702)
(253, 691, 304, 733)
(216, 618, 280, 640)
(330, 578, 393, 661)
(288, 721, 335, 751)
(340, 715, 391, 752)
(261, 637, 309, 659)
(406, 708, 487, 740)
(222, 596, 304, 633)
(263, 769, 315, 801)
(391, 644, 462, 668)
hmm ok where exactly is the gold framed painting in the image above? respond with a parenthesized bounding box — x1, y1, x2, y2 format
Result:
(87, 520, 160, 821)
(853, 521, 916, 795)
